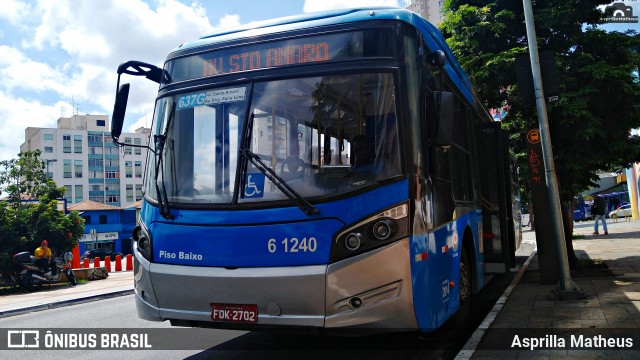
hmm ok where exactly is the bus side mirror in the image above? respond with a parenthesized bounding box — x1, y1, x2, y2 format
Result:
(430, 91, 453, 147)
(426, 50, 446, 67)
(111, 83, 130, 142)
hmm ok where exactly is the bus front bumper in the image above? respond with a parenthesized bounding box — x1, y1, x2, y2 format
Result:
(134, 239, 418, 331)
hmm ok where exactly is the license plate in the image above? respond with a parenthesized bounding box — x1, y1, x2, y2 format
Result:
(211, 303, 258, 323)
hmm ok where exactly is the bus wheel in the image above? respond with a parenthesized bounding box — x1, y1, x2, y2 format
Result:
(459, 249, 471, 304)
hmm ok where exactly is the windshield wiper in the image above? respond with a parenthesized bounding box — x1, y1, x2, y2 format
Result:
(153, 103, 175, 219)
(239, 115, 319, 217)
(240, 149, 319, 216)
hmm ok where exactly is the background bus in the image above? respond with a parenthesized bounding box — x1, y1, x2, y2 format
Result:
(111, 7, 519, 334)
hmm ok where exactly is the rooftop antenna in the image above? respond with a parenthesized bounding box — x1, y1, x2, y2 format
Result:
(71, 96, 80, 116)
(60, 105, 66, 118)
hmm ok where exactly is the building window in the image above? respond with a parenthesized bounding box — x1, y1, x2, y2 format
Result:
(75, 185, 83, 203)
(82, 215, 91, 225)
(124, 137, 132, 155)
(65, 185, 72, 198)
(89, 158, 103, 167)
(105, 170, 119, 179)
(105, 147, 118, 155)
(74, 135, 83, 153)
(63, 160, 72, 178)
(89, 170, 104, 179)
(135, 184, 143, 201)
(99, 215, 108, 224)
(126, 184, 134, 202)
(91, 184, 103, 192)
(103, 135, 112, 144)
(105, 183, 120, 192)
(97, 119, 106, 127)
(88, 134, 102, 143)
(44, 146, 53, 153)
(89, 146, 102, 154)
(106, 195, 119, 204)
(135, 161, 142, 178)
(125, 161, 133, 178)
(44, 134, 53, 141)
(134, 138, 142, 155)
(63, 135, 71, 153)
(89, 196, 103, 202)
(74, 160, 83, 178)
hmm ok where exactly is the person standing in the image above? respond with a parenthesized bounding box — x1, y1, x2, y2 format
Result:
(592, 196, 608, 235)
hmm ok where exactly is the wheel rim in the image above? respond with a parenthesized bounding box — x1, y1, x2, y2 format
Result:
(460, 258, 470, 302)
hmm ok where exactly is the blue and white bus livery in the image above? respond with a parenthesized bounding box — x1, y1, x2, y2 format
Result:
(110, 7, 520, 334)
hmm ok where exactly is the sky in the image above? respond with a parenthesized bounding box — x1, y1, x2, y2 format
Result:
(0, 0, 400, 162)
(0, 0, 637, 163)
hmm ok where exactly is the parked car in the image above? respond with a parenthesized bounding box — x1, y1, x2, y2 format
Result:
(608, 204, 632, 218)
(81, 249, 123, 261)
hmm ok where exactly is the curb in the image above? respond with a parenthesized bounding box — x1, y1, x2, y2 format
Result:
(454, 249, 537, 360)
(0, 289, 134, 319)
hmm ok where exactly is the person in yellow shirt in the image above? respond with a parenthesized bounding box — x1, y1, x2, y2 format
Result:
(34, 240, 56, 276)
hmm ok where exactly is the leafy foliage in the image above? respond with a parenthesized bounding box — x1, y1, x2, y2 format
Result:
(441, 0, 640, 199)
(0, 151, 84, 273)
(441, 0, 640, 267)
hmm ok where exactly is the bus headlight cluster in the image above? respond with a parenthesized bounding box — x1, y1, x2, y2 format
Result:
(332, 203, 409, 262)
(132, 224, 152, 261)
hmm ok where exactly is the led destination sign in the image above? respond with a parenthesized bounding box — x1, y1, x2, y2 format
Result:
(201, 42, 330, 77)
(164, 28, 393, 84)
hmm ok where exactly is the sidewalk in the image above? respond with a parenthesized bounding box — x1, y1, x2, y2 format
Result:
(465, 218, 640, 359)
(0, 269, 133, 318)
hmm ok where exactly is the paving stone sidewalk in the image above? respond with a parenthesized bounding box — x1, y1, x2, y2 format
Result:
(470, 219, 640, 360)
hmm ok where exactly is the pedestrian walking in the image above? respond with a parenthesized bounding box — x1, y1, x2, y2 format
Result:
(592, 196, 608, 235)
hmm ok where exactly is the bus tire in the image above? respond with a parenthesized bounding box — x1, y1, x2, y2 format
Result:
(459, 249, 472, 305)
(451, 246, 473, 327)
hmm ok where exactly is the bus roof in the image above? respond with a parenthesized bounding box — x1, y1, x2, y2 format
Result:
(171, 7, 490, 121)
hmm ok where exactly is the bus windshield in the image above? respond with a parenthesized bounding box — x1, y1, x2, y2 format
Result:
(145, 72, 402, 206)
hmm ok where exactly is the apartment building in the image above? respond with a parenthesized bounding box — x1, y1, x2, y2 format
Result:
(20, 115, 150, 208)
(405, 0, 444, 26)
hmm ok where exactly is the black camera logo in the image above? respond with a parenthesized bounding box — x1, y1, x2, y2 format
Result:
(604, 2, 639, 23)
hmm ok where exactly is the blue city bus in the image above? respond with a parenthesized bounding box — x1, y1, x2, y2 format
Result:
(110, 7, 519, 334)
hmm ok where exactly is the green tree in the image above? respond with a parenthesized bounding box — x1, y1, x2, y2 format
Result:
(0, 151, 84, 273)
(441, 0, 640, 267)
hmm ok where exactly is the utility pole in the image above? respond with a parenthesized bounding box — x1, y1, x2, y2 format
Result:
(522, 0, 581, 296)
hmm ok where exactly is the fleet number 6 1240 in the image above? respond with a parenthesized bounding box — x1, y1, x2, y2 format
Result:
(267, 237, 317, 253)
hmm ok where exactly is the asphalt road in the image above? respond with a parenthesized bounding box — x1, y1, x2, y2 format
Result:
(0, 263, 520, 360)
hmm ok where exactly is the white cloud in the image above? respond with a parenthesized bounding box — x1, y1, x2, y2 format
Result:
(0, 0, 243, 161)
(0, 46, 67, 93)
(0, 91, 67, 161)
(303, 0, 399, 13)
(128, 112, 153, 133)
(218, 14, 241, 29)
(0, 0, 31, 25)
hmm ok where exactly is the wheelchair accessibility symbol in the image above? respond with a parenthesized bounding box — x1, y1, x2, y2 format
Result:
(244, 173, 265, 198)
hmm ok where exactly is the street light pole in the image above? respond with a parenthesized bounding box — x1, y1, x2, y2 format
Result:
(522, 0, 580, 295)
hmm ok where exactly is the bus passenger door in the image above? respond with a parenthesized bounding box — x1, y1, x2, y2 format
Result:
(476, 123, 516, 273)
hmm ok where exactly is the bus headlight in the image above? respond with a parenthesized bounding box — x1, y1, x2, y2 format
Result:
(372, 219, 397, 240)
(345, 233, 364, 251)
(331, 202, 409, 263)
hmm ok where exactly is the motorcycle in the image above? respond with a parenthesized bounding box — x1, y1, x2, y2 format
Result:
(12, 251, 77, 291)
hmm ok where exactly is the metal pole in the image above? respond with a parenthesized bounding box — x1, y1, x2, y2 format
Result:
(522, 0, 577, 292)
